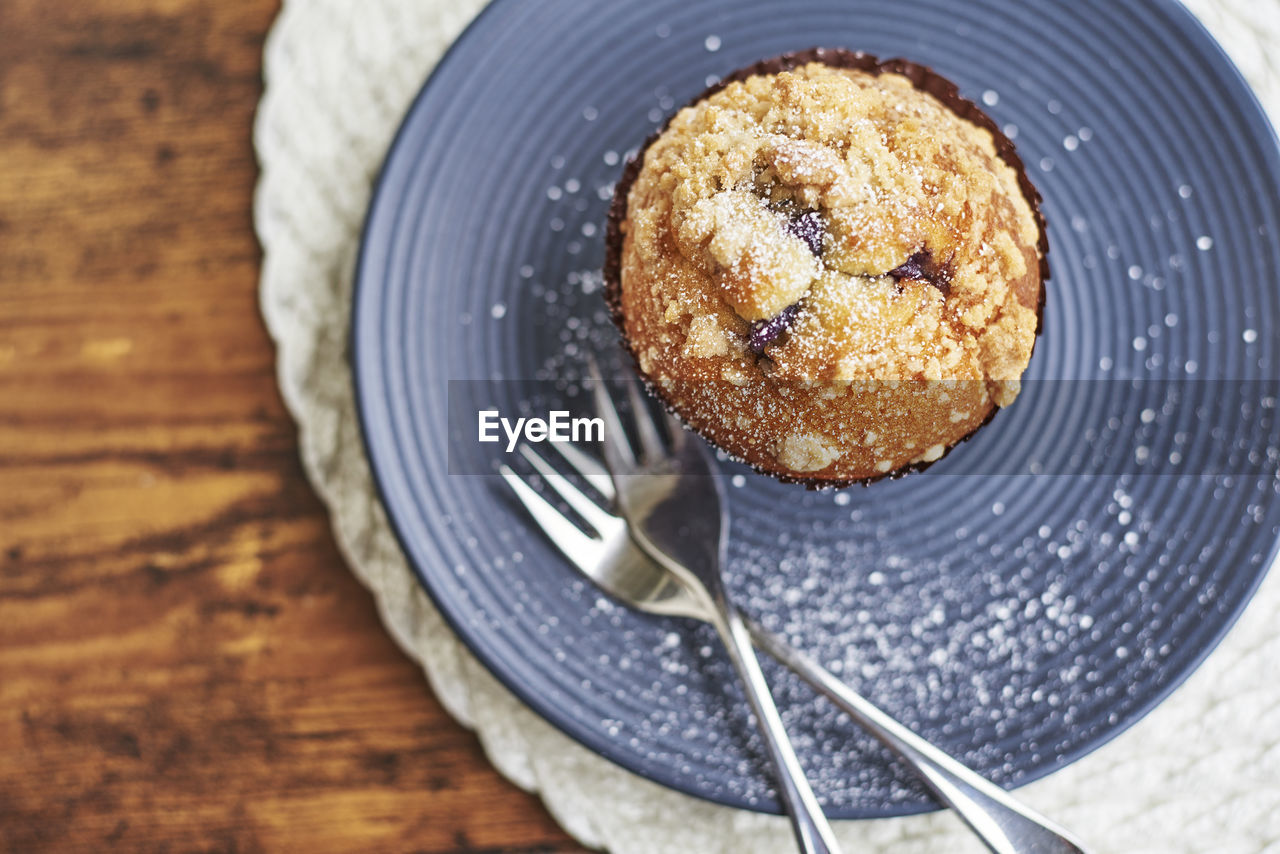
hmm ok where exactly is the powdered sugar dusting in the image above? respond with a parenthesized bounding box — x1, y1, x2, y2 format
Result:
(454, 40, 1280, 813)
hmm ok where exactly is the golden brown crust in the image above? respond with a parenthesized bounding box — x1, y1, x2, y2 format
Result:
(604, 50, 1047, 487)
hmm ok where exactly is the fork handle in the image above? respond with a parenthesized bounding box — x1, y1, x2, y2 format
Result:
(712, 608, 843, 854)
(744, 617, 1090, 854)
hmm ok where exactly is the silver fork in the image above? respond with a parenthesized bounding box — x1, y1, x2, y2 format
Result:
(506, 403, 840, 852)
(499, 377, 1089, 854)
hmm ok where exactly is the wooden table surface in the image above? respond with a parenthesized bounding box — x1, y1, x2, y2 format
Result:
(0, 1, 585, 850)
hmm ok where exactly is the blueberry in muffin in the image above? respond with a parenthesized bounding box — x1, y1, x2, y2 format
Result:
(604, 49, 1047, 486)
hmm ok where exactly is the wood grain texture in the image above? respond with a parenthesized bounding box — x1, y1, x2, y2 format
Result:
(0, 2, 584, 850)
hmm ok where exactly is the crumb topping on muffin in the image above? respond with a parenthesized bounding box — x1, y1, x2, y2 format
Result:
(611, 52, 1045, 484)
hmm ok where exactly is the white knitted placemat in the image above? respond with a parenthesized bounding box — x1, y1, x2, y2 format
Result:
(254, 2, 1280, 851)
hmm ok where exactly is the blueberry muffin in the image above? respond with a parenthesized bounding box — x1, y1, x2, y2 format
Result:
(604, 49, 1047, 486)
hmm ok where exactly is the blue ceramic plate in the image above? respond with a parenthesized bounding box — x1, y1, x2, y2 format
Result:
(353, 0, 1280, 817)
